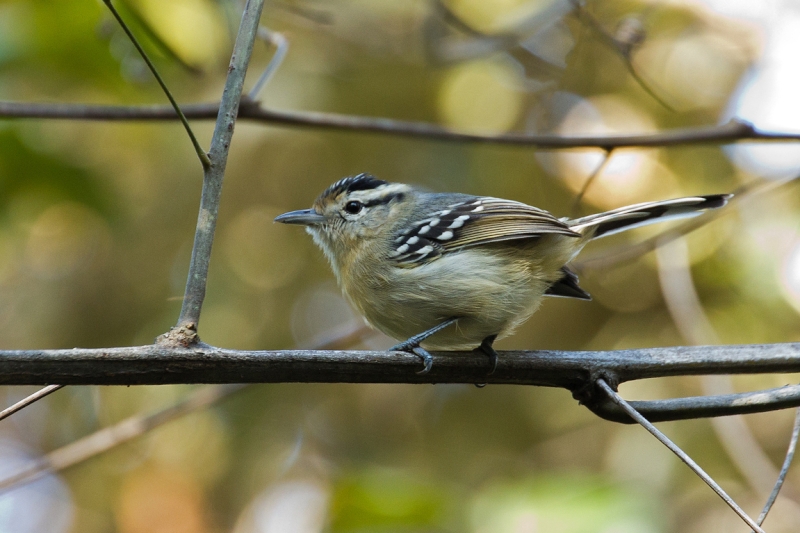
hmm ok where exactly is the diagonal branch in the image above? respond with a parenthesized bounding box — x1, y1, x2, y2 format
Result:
(0, 385, 63, 422)
(757, 409, 800, 527)
(596, 378, 765, 533)
(103, 0, 211, 169)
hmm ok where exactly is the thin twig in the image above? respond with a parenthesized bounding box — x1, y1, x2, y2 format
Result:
(571, 148, 612, 217)
(249, 27, 289, 100)
(0, 385, 63, 422)
(757, 409, 800, 528)
(596, 378, 765, 533)
(102, 0, 211, 169)
(3, 101, 800, 148)
(174, 0, 265, 332)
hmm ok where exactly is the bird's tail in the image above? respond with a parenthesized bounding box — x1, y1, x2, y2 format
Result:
(568, 194, 732, 239)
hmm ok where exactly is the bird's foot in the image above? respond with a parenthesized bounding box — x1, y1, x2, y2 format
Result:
(389, 317, 458, 374)
(475, 334, 499, 376)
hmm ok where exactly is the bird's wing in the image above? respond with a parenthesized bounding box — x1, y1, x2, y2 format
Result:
(390, 197, 579, 265)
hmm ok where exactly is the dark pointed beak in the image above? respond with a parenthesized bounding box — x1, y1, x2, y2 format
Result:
(274, 209, 326, 226)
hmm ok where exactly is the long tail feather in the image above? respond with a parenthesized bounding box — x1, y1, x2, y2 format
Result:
(568, 194, 731, 239)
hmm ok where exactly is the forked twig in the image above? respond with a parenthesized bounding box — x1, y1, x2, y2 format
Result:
(596, 378, 765, 533)
(570, 0, 675, 112)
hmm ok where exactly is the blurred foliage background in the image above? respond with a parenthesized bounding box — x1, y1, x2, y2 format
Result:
(1, 0, 800, 532)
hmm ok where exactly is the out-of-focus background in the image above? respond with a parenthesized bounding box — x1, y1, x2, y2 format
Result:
(1, 0, 800, 531)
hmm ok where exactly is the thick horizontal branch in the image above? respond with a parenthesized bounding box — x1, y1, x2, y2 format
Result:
(1, 343, 799, 423)
(2, 343, 798, 386)
(2, 100, 800, 149)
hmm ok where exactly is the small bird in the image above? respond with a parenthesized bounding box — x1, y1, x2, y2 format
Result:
(276, 174, 730, 373)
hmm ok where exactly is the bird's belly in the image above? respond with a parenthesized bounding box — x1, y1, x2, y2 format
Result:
(344, 248, 557, 350)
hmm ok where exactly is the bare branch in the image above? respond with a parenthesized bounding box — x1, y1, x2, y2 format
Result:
(1, 343, 798, 386)
(596, 378, 765, 533)
(0, 343, 798, 423)
(173, 0, 265, 333)
(2, 101, 800, 149)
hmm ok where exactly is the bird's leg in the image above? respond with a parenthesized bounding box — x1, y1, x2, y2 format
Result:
(390, 317, 459, 374)
(476, 334, 499, 375)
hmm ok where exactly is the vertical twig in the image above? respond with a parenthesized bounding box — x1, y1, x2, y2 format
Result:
(176, 0, 266, 332)
(596, 379, 766, 533)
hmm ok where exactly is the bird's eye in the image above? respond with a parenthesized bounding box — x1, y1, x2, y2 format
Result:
(344, 201, 363, 215)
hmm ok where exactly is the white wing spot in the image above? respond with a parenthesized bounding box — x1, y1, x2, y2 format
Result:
(440, 209, 451, 216)
(438, 230, 454, 240)
(429, 218, 440, 227)
(416, 245, 434, 255)
(472, 206, 484, 212)
(407, 236, 419, 244)
(397, 244, 409, 254)
(449, 215, 469, 229)
(419, 225, 431, 235)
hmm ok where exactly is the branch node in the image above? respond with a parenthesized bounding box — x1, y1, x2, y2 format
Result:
(571, 369, 619, 406)
(156, 322, 199, 348)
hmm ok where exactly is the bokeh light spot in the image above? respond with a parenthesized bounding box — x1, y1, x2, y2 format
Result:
(438, 59, 523, 135)
(24, 202, 111, 280)
(223, 206, 306, 291)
